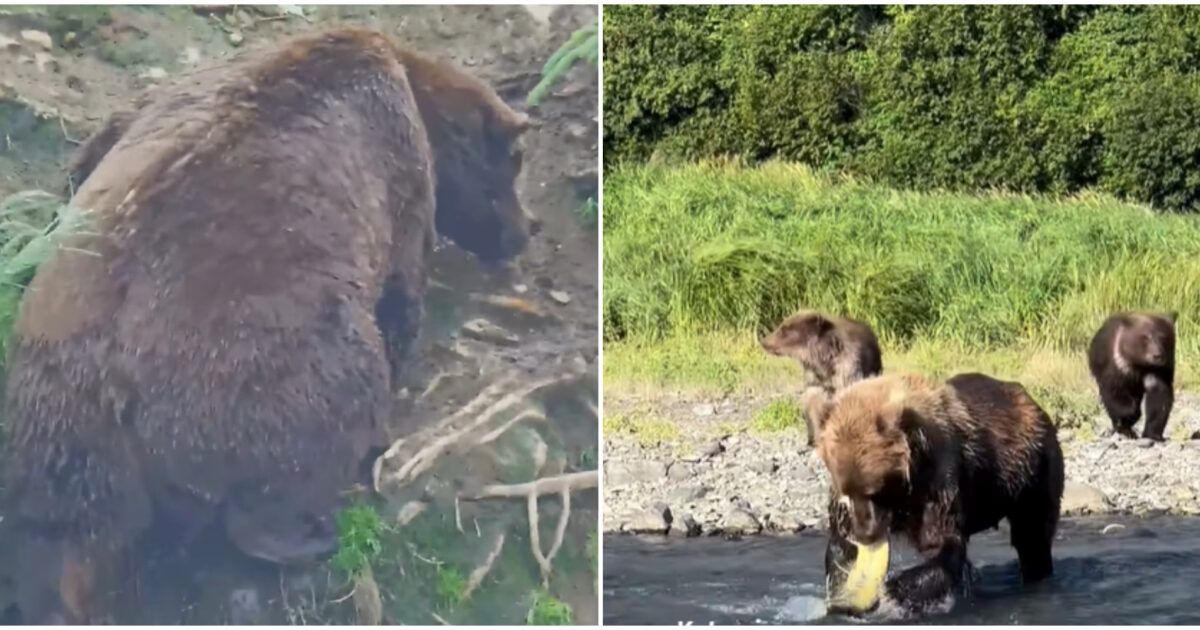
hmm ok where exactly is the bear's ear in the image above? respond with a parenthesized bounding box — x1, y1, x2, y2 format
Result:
(1165, 310, 1179, 325)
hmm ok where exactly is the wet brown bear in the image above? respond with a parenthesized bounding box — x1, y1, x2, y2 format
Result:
(1087, 311, 1177, 441)
(760, 310, 883, 445)
(2, 27, 532, 624)
(818, 373, 1063, 620)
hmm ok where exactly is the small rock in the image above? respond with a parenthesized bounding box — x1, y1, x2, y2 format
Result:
(669, 514, 702, 538)
(692, 403, 715, 418)
(229, 588, 264, 625)
(721, 508, 762, 535)
(768, 513, 806, 533)
(666, 461, 693, 481)
(626, 504, 672, 534)
(20, 30, 52, 51)
(513, 283, 528, 294)
(1061, 481, 1112, 516)
(138, 67, 168, 82)
(1136, 437, 1157, 448)
(548, 290, 571, 305)
(180, 46, 202, 65)
(0, 34, 19, 51)
(460, 318, 519, 346)
(749, 458, 778, 475)
(1191, 430, 1200, 441)
(668, 484, 709, 503)
(1100, 523, 1125, 535)
(63, 32, 77, 48)
(33, 52, 57, 73)
(228, 30, 244, 46)
(605, 459, 667, 487)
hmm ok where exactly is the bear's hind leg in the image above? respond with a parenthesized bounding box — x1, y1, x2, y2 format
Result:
(375, 270, 426, 391)
(1009, 490, 1058, 583)
(1141, 374, 1174, 441)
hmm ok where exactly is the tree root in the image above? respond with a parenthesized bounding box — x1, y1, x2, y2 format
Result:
(373, 370, 582, 494)
(462, 532, 507, 600)
(461, 471, 598, 585)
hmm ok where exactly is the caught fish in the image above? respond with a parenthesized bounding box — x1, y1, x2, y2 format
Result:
(825, 493, 890, 615)
(836, 539, 890, 613)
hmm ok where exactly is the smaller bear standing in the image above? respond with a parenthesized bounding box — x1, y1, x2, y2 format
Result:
(760, 310, 883, 446)
(818, 372, 1064, 620)
(1088, 311, 1178, 441)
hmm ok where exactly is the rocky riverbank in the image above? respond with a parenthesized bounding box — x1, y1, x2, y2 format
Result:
(602, 391, 1200, 537)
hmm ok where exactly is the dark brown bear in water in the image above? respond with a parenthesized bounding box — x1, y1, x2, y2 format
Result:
(1087, 311, 1177, 441)
(818, 373, 1063, 621)
(760, 310, 883, 446)
(2, 27, 533, 624)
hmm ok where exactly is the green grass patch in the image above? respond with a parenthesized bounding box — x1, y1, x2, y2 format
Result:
(749, 399, 804, 435)
(435, 565, 467, 611)
(526, 588, 573, 625)
(602, 412, 680, 447)
(329, 502, 384, 578)
(604, 161, 1200, 362)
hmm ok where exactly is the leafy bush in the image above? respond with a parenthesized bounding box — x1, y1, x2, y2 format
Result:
(604, 5, 1200, 212)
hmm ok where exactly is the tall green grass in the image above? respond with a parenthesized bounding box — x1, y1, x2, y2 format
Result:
(604, 161, 1200, 359)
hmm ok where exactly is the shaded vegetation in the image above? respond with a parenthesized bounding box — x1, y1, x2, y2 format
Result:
(749, 399, 804, 435)
(604, 5, 1200, 213)
(528, 17, 598, 108)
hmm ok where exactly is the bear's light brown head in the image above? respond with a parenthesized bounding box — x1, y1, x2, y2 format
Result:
(397, 47, 536, 264)
(760, 310, 842, 376)
(1118, 311, 1177, 370)
(817, 374, 929, 545)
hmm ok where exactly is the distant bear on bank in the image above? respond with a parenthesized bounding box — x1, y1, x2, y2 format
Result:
(760, 311, 883, 445)
(2, 27, 533, 624)
(818, 372, 1064, 620)
(1087, 311, 1177, 441)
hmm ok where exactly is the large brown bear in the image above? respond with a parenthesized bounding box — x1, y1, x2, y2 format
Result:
(818, 373, 1064, 620)
(1087, 311, 1177, 441)
(2, 27, 533, 624)
(760, 310, 883, 445)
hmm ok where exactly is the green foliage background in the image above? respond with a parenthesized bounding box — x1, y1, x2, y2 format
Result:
(603, 5, 1200, 213)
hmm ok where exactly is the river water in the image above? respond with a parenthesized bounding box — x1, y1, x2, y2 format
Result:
(603, 516, 1200, 625)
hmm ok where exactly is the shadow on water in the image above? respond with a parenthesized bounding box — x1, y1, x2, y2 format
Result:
(603, 516, 1200, 625)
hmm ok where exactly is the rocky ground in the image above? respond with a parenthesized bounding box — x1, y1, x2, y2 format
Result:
(603, 390, 1200, 537)
(0, 4, 598, 625)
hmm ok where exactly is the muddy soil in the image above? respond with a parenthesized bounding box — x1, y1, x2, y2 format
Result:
(0, 4, 597, 625)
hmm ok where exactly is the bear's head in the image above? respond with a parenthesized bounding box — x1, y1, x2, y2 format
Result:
(760, 310, 842, 374)
(399, 48, 537, 264)
(1119, 312, 1177, 370)
(818, 376, 919, 546)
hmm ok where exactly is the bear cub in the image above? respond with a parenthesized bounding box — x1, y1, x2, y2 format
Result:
(1087, 311, 1177, 441)
(761, 310, 883, 445)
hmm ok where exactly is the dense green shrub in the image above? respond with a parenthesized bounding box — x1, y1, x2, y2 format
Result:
(604, 5, 1200, 212)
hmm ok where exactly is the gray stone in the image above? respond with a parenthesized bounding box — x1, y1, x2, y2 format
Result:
(668, 484, 709, 503)
(228, 30, 244, 46)
(229, 588, 264, 625)
(767, 513, 806, 533)
(669, 514, 702, 538)
(692, 403, 716, 417)
(1061, 481, 1112, 516)
(20, 30, 52, 51)
(605, 459, 667, 487)
(626, 504, 672, 534)
(549, 290, 571, 305)
(461, 318, 519, 346)
(667, 461, 694, 481)
(721, 508, 762, 535)
(749, 458, 778, 475)
(1136, 438, 1157, 448)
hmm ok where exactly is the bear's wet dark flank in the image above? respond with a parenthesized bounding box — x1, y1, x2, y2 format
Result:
(604, 516, 1200, 625)
(0, 5, 596, 625)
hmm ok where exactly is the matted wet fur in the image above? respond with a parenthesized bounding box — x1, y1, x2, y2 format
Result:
(1087, 311, 1177, 441)
(2, 27, 532, 624)
(760, 310, 882, 445)
(818, 372, 1064, 620)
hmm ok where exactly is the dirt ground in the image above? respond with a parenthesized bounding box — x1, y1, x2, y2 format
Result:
(0, 4, 597, 625)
